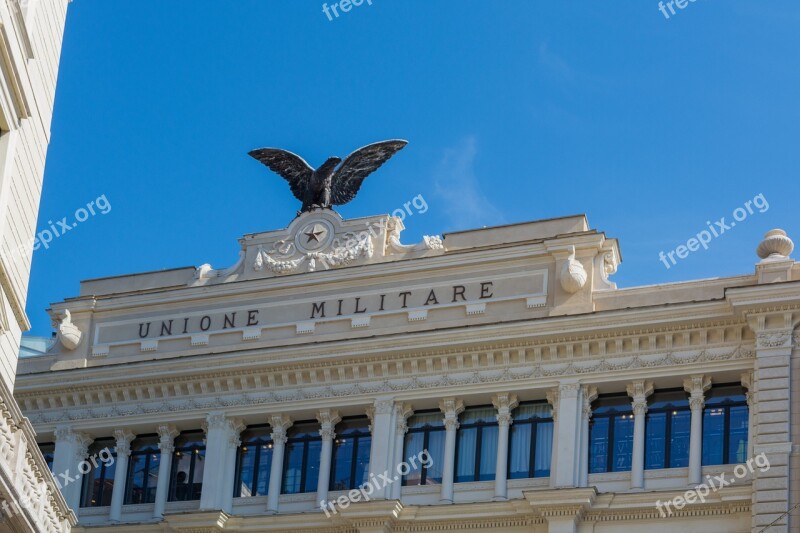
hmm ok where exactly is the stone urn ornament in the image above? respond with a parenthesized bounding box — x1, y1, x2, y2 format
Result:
(58, 309, 82, 350)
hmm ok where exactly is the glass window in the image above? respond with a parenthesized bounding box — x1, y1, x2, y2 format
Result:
(235, 426, 273, 497)
(39, 443, 55, 473)
(330, 417, 371, 491)
(702, 385, 749, 466)
(645, 390, 691, 469)
(589, 394, 634, 473)
(455, 406, 498, 483)
(80, 439, 116, 508)
(508, 402, 553, 479)
(402, 411, 445, 486)
(282, 422, 321, 494)
(168, 431, 205, 502)
(125, 435, 160, 504)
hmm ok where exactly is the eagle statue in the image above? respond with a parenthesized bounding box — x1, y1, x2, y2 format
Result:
(249, 140, 408, 214)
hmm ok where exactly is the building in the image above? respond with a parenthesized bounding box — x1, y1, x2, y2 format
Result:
(0, 0, 74, 531)
(13, 208, 800, 533)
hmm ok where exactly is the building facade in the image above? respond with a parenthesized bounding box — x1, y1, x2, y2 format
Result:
(13, 210, 800, 533)
(0, 0, 74, 531)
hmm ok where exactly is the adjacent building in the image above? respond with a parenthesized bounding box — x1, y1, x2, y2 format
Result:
(0, 0, 74, 531)
(13, 209, 800, 533)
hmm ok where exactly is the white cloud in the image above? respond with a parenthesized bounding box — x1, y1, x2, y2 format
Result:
(432, 136, 504, 230)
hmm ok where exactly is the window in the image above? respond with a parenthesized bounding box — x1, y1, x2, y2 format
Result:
(402, 411, 445, 486)
(124, 435, 160, 504)
(589, 394, 635, 474)
(39, 443, 55, 473)
(234, 426, 273, 497)
(168, 431, 205, 502)
(508, 402, 553, 479)
(80, 439, 116, 508)
(282, 422, 321, 494)
(702, 384, 749, 466)
(455, 406, 498, 483)
(645, 390, 691, 470)
(330, 417, 371, 491)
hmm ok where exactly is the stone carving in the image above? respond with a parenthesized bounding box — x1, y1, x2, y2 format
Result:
(560, 246, 588, 294)
(385, 217, 444, 254)
(26, 346, 753, 424)
(756, 330, 792, 349)
(249, 140, 407, 213)
(57, 309, 82, 350)
(254, 230, 374, 274)
(756, 229, 793, 260)
(193, 251, 245, 283)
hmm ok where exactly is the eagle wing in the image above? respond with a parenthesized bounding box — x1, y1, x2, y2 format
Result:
(248, 148, 314, 202)
(330, 140, 408, 206)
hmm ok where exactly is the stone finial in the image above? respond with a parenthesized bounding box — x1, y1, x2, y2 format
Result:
(57, 309, 82, 350)
(757, 229, 793, 260)
(560, 246, 588, 294)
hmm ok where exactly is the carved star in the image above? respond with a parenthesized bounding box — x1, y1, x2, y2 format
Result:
(304, 224, 327, 244)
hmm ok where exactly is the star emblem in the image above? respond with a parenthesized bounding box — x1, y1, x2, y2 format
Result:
(303, 224, 327, 244)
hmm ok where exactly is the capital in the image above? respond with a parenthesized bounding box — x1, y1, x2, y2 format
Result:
(157, 424, 179, 453)
(269, 414, 293, 444)
(683, 375, 712, 410)
(113, 429, 136, 456)
(492, 393, 519, 427)
(439, 397, 464, 431)
(317, 409, 341, 441)
(582, 385, 598, 420)
(394, 402, 414, 434)
(627, 380, 654, 415)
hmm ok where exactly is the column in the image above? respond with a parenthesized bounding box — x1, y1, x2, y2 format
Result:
(579, 385, 598, 487)
(366, 397, 395, 500)
(200, 412, 233, 510)
(52, 426, 92, 511)
(627, 380, 653, 490)
(221, 418, 246, 513)
(684, 375, 711, 485)
(438, 397, 464, 504)
(316, 409, 341, 508)
(391, 403, 413, 499)
(266, 415, 292, 514)
(548, 381, 583, 488)
(109, 429, 136, 522)
(492, 393, 518, 500)
(153, 424, 178, 519)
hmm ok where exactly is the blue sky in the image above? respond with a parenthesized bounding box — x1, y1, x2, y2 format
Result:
(26, 0, 800, 335)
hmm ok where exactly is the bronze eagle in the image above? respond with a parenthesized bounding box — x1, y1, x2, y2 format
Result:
(249, 140, 408, 213)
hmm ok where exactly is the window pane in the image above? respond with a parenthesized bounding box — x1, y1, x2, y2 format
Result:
(669, 410, 691, 468)
(645, 412, 666, 470)
(702, 407, 725, 465)
(509, 423, 531, 479)
(354, 436, 371, 487)
(255, 444, 273, 496)
(304, 440, 321, 492)
(282, 441, 305, 494)
(461, 407, 496, 424)
(514, 402, 553, 421)
(478, 426, 498, 481)
(534, 421, 553, 477)
(455, 428, 477, 482)
(237, 446, 256, 497)
(589, 417, 609, 473)
(728, 406, 749, 464)
(331, 436, 355, 490)
(81, 441, 116, 508)
(612, 415, 634, 472)
(425, 430, 446, 484)
(408, 411, 444, 430)
(403, 432, 424, 485)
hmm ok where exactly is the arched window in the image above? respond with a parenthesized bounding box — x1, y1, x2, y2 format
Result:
(644, 389, 691, 470)
(235, 426, 273, 497)
(125, 435, 160, 504)
(168, 431, 205, 501)
(702, 384, 749, 466)
(455, 406, 498, 483)
(282, 422, 321, 494)
(330, 416, 371, 491)
(80, 438, 116, 508)
(589, 394, 634, 473)
(508, 402, 553, 479)
(402, 411, 445, 486)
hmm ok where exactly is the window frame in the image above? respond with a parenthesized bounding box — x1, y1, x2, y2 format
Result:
(643, 389, 691, 470)
(401, 410, 445, 486)
(168, 430, 206, 502)
(233, 425, 273, 498)
(589, 393, 635, 474)
(124, 434, 161, 505)
(507, 401, 554, 479)
(454, 405, 499, 483)
(79, 438, 116, 508)
(329, 416, 371, 491)
(281, 421, 322, 495)
(702, 384, 749, 466)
